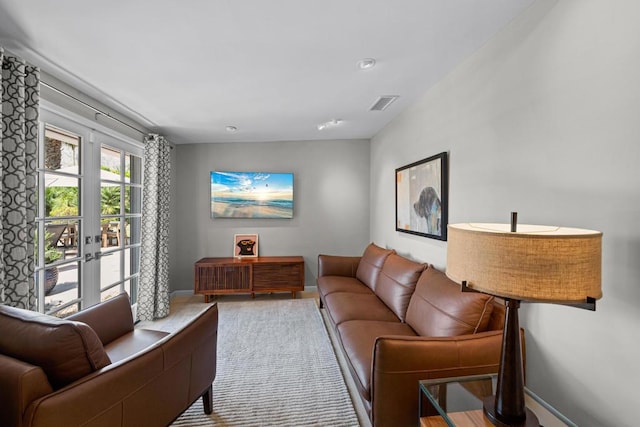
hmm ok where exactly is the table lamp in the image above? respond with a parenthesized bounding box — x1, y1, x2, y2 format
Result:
(446, 213, 602, 426)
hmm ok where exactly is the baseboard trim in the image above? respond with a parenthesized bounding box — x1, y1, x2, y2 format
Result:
(169, 290, 194, 300)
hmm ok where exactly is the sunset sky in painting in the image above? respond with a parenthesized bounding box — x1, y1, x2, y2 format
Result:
(211, 171, 293, 201)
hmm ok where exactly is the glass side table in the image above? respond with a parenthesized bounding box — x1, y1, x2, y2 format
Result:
(419, 374, 577, 427)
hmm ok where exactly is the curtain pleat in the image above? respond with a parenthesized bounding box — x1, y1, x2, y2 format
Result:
(137, 134, 171, 320)
(0, 47, 39, 309)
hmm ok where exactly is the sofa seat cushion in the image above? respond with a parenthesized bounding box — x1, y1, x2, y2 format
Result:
(356, 243, 395, 291)
(337, 320, 417, 400)
(324, 293, 400, 326)
(376, 254, 426, 322)
(105, 329, 170, 363)
(0, 305, 111, 389)
(406, 268, 495, 337)
(317, 275, 373, 300)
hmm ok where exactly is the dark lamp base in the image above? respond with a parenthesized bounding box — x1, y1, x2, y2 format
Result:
(483, 396, 539, 427)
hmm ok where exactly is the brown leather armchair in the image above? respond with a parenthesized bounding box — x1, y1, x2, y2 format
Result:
(0, 292, 218, 427)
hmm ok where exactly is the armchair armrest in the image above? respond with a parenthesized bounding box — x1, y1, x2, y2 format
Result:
(0, 354, 53, 427)
(67, 292, 134, 346)
(371, 330, 506, 427)
(317, 255, 361, 277)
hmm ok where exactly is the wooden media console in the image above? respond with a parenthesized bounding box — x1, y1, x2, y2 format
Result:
(194, 256, 304, 302)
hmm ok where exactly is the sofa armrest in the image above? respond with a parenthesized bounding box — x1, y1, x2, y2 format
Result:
(317, 255, 361, 277)
(370, 331, 506, 427)
(68, 292, 134, 345)
(160, 303, 218, 404)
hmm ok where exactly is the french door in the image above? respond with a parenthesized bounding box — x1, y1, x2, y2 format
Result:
(35, 107, 143, 316)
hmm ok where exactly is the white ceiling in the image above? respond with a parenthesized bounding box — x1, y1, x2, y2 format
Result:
(0, 0, 535, 144)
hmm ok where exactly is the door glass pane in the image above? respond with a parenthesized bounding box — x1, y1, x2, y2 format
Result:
(44, 261, 81, 316)
(101, 146, 121, 181)
(45, 184, 79, 217)
(125, 185, 141, 214)
(45, 128, 79, 173)
(40, 220, 80, 262)
(100, 219, 121, 248)
(101, 184, 121, 217)
(125, 217, 141, 245)
(125, 247, 140, 279)
(100, 251, 119, 290)
(126, 153, 142, 185)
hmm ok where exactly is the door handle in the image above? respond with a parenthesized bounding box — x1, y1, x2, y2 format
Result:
(85, 252, 111, 262)
(96, 251, 115, 260)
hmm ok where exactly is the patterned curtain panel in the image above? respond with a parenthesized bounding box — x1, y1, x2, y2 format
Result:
(0, 48, 39, 309)
(137, 134, 171, 320)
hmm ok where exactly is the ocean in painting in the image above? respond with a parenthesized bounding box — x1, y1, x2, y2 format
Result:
(212, 197, 293, 218)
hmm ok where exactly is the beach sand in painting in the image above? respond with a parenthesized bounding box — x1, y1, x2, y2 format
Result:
(212, 201, 292, 218)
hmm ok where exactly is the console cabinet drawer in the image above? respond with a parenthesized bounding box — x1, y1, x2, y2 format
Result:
(196, 265, 251, 292)
(252, 263, 304, 291)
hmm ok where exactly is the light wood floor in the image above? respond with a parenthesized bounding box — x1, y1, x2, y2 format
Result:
(140, 290, 371, 427)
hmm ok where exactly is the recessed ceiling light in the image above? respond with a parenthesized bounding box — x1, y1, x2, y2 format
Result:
(357, 58, 376, 70)
(317, 119, 343, 130)
(226, 125, 238, 132)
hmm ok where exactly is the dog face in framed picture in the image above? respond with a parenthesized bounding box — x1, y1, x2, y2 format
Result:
(413, 186, 442, 235)
(237, 239, 256, 256)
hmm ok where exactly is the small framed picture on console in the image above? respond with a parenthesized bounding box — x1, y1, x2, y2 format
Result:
(234, 234, 259, 258)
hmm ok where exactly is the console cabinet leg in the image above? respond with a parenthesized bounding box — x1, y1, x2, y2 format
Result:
(202, 384, 213, 414)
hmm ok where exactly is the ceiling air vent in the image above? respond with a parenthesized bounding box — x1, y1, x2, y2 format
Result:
(370, 95, 399, 111)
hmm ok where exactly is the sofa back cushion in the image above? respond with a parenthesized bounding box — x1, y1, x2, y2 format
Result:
(376, 254, 426, 321)
(406, 267, 495, 337)
(0, 305, 111, 389)
(68, 292, 134, 345)
(356, 243, 395, 291)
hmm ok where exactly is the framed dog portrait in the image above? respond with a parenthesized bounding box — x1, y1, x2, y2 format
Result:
(234, 234, 259, 257)
(395, 152, 448, 241)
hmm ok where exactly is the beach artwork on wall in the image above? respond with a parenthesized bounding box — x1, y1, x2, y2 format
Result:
(211, 171, 294, 218)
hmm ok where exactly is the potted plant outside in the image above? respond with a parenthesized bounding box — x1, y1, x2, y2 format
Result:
(43, 234, 63, 295)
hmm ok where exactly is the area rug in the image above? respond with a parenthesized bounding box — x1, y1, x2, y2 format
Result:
(171, 298, 360, 426)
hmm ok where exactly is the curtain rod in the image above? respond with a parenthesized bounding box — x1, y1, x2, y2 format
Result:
(40, 80, 148, 136)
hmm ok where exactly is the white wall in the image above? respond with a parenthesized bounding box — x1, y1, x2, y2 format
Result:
(170, 139, 370, 291)
(370, 1, 640, 425)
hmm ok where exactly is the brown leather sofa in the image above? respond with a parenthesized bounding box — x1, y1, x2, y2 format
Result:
(0, 292, 218, 427)
(318, 243, 509, 427)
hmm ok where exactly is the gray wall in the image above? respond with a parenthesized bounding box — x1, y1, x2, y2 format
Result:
(170, 139, 370, 291)
(370, 1, 639, 425)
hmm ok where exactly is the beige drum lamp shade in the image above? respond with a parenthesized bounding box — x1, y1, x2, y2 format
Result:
(446, 223, 602, 304)
(446, 219, 602, 426)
